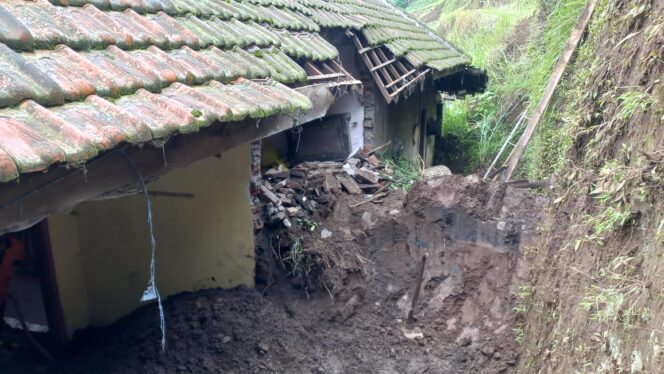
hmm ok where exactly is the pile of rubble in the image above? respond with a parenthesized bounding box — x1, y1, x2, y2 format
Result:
(257, 154, 390, 230)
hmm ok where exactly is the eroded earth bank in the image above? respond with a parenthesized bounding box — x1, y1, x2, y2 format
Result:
(41, 174, 544, 373)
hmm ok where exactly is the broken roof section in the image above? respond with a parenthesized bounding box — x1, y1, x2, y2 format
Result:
(0, 0, 472, 183)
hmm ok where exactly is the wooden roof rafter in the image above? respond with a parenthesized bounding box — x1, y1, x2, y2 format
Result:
(347, 30, 429, 103)
(301, 59, 361, 87)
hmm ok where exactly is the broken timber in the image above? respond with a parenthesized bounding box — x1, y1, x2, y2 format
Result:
(502, 0, 598, 181)
(347, 30, 427, 103)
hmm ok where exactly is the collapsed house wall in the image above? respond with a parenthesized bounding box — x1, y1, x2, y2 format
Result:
(47, 144, 254, 338)
(373, 83, 441, 166)
(325, 91, 364, 157)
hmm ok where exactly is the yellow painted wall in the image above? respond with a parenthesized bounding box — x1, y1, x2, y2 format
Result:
(48, 144, 255, 338)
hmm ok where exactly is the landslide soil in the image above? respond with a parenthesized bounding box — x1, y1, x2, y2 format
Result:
(39, 176, 544, 373)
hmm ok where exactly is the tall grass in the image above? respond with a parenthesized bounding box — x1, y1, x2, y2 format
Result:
(410, 0, 587, 175)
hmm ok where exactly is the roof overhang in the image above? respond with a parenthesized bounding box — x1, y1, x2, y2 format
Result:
(0, 84, 341, 235)
(433, 67, 488, 96)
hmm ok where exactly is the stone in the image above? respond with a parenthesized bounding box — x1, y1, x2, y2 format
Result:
(361, 211, 375, 230)
(222, 336, 232, 344)
(286, 207, 300, 217)
(367, 155, 380, 167)
(282, 218, 292, 229)
(259, 185, 279, 204)
(347, 158, 361, 167)
(354, 169, 379, 184)
(338, 176, 362, 195)
(321, 229, 333, 239)
(323, 174, 341, 194)
(481, 345, 495, 357)
(256, 342, 269, 355)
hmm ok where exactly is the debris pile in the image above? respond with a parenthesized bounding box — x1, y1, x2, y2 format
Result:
(257, 154, 390, 230)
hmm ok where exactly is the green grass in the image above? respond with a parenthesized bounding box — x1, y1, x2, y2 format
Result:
(410, 0, 587, 176)
(386, 157, 421, 191)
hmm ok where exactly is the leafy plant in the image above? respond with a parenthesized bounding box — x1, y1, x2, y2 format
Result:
(385, 157, 421, 191)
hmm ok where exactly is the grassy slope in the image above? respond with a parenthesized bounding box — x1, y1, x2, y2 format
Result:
(408, 0, 586, 176)
(515, 0, 664, 371)
(413, 0, 664, 371)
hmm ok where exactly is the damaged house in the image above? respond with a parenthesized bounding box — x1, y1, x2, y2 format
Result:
(0, 0, 484, 345)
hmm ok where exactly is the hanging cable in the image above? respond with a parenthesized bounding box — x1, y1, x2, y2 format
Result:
(120, 149, 166, 351)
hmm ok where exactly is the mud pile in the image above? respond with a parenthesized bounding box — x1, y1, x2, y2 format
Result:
(43, 175, 545, 373)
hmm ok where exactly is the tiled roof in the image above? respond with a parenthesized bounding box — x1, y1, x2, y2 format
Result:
(0, 0, 469, 183)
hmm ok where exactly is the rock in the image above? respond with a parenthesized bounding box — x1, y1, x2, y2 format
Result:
(279, 196, 293, 206)
(290, 168, 308, 178)
(338, 176, 362, 195)
(421, 165, 452, 180)
(256, 342, 269, 355)
(361, 211, 375, 230)
(321, 229, 333, 239)
(493, 351, 502, 360)
(481, 345, 495, 357)
(323, 174, 341, 194)
(282, 218, 292, 229)
(222, 336, 232, 344)
(286, 207, 300, 217)
(343, 163, 357, 176)
(269, 212, 286, 224)
(259, 185, 280, 204)
(354, 169, 379, 184)
(348, 158, 361, 167)
(367, 155, 381, 167)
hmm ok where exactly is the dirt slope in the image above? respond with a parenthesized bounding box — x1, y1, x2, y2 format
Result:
(40, 175, 544, 373)
(516, 0, 664, 372)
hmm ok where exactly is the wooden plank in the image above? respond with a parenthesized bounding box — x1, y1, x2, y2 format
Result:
(368, 49, 395, 86)
(358, 45, 378, 54)
(389, 69, 429, 98)
(303, 61, 323, 77)
(385, 69, 417, 89)
(376, 48, 405, 83)
(320, 62, 336, 74)
(502, 0, 597, 181)
(348, 31, 393, 102)
(307, 72, 346, 81)
(370, 58, 397, 72)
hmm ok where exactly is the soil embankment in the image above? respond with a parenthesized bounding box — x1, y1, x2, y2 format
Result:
(48, 175, 545, 373)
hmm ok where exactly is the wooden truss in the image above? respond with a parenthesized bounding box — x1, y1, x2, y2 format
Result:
(347, 31, 430, 103)
(302, 60, 360, 86)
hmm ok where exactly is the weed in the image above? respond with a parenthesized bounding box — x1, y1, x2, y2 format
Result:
(385, 157, 421, 191)
(297, 217, 318, 232)
(285, 235, 308, 278)
(579, 257, 648, 328)
(513, 282, 535, 315)
(616, 89, 656, 120)
(590, 204, 634, 237)
(513, 322, 525, 344)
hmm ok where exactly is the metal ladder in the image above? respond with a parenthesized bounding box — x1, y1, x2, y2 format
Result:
(483, 110, 528, 181)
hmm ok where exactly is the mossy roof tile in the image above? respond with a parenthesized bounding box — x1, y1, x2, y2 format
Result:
(0, 0, 468, 183)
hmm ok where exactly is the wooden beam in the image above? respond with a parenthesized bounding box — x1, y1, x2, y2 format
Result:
(389, 69, 430, 98)
(348, 32, 393, 103)
(376, 48, 405, 83)
(385, 69, 417, 89)
(307, 72, 346, 81)
(370, 58, 397, 72)
(502, 0, 597, 181)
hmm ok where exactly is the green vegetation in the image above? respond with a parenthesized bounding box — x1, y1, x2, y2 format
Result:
(409, 0, 587, 176)
(385, 157, 421, 191)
